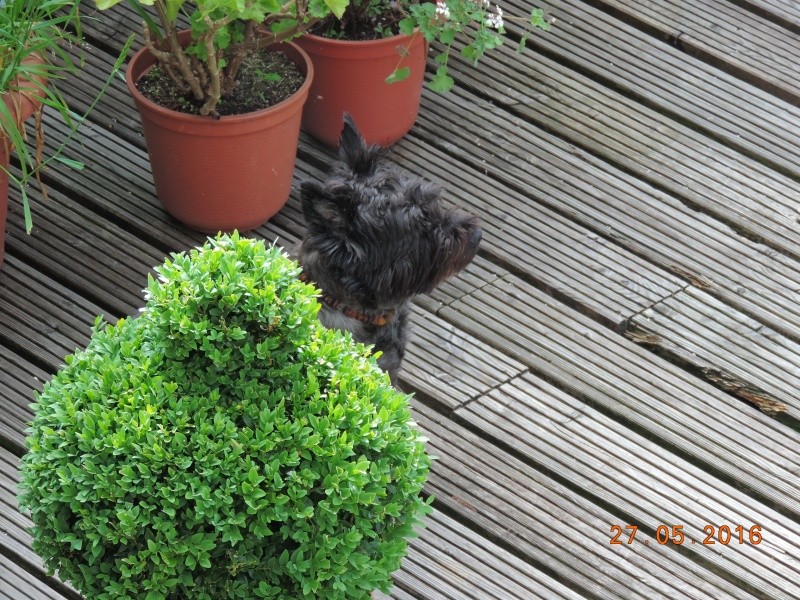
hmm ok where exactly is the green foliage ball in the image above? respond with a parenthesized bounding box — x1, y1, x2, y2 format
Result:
(18, 233, 431, 600)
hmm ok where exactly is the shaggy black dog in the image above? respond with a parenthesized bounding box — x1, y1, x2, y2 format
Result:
(299, 115, 482, 384)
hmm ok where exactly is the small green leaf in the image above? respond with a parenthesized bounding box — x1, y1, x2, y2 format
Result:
(386, 67, 411, 85)
(323, 0, 349, 19)
(54, 156, 85, 170)
(429, 67, 454, 93)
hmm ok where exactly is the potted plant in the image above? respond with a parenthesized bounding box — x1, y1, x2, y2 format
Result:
(297, 0, 551, 147)
(95, 0, 353, 233)
(19, 233, 432, 599)
(0, 0, 126, 267)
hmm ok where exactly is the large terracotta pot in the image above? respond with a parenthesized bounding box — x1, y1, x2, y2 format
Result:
(1, 55, 46, 267)
(296, 32, 426, 148)
(126, 32, 313, 233)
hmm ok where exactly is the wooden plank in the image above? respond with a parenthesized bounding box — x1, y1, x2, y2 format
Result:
(402, 90, 800, 342)
(399, 306, 526, 409)
(0, 562, 72, 600)
(508, 0, 800, 179)
(0, 256, 100, 370)
(7, 173, 164, 317)
(440, 273, 800, 518)
(627, 287, 800, 415)
(0, 447, 73, 594)
(411, 400, 761, 599)
(437, 39, 800, 261)
(458, 373, 800, 599)
(395, 512, 584, 599)
(0, 341, 46, 457)
(583, 0, 800, 105)
(726, 0, 800, 30)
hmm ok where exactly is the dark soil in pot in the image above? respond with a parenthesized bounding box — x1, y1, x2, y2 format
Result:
(136, 49, 305, 116)
(310, 5, 405, 40)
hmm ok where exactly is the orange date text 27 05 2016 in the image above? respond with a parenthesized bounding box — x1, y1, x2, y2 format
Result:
(610, 524, 763, 545)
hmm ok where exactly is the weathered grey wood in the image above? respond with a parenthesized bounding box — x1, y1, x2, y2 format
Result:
(0, 447, 72, 593)
(628, 287, 800, 415)
(399, 306, 526, 409)
(441, 273, 800, 518)
(506, 0, 800, 178)
(0, 347, 47, 458)
(726, 0, 800, 30)
(411, 400, 762, 600)
(404, 90, 800, 343)
(437, 39, 800, 260)
(458, 373, 800, 599)
(7, 172, 164, 317)
(397, 512, 584, 599)
(583, 0, 800, 105)
(0, 256, 101, 370)
(0, 561, 71, 600)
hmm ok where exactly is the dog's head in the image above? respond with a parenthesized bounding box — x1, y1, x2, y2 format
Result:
(300, 115, 482, 311)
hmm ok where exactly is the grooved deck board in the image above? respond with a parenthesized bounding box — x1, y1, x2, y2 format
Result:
(378, 511, 584, 600)
(439, 39, 800, 260)
(0, 256, 102, 370)
(399, 306, 526, 409)
(441, 273, 800, 518)
(0, 339, 46, 457)
(8, 179, 164, 317)
(628, 286, 800, 415)
(411, 400, 761, 600)
(0, 562, 70, 600)
(507, 0, 800, 178)
(0, 447, 65, 591)
(584, 0, 800, 104)
(727, 0, 800, 29)
(457, 373, 800, 599)
(402, 89, 800, 342)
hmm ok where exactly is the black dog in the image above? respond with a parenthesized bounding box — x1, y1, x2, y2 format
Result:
(299, 115, 482, 383)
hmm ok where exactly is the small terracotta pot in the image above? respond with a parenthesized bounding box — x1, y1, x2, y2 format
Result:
(1, 55, 46, 267)
(296, 32, 427, 148)
(126, 32, 313, 233)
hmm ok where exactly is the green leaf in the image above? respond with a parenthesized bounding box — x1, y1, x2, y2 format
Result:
(323, 0, 349, 18)
(53, 156, 85, 170)
(94, 0, 125, 8)
(165, 0, 185, 22)
(386, 67, 410, 85)
(429, 67, 454, 93)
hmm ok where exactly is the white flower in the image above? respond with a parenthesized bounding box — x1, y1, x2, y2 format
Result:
(485, 4, 503, 29)
(436, 1, 450, 19)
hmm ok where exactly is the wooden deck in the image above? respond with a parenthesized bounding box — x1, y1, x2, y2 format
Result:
(2, 1, 800, 598)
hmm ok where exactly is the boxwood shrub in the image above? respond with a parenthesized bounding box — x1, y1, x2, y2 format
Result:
(18, 233, 431, 600)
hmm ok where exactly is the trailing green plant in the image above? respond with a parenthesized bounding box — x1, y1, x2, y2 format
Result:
(19, 233, 432, 600)
(96, 0, 349, 116)
(313, 0, 552, 92)
(0, 0, 130, 232)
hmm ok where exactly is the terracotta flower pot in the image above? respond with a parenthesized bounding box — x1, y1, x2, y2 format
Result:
(296, 32, 427, 148)
(1, 55, 46, 267)
(126, 32, 313, 233)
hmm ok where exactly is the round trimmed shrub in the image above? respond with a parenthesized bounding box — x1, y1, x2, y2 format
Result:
(18, 233, 431, 600)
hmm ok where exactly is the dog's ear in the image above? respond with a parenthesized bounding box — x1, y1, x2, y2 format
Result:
(301, 181, 347, 228)
(338, 113, 379, 175)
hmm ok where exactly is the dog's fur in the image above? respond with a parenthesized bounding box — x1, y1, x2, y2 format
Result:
(299, 115, 482, 383)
